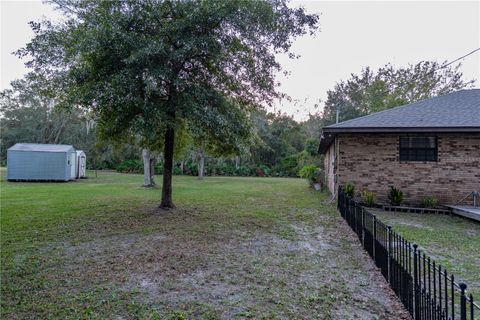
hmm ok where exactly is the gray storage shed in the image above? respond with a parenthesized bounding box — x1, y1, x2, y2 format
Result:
(7, 143, 77, 181)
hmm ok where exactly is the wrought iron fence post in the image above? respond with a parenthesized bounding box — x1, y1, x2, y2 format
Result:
(347, 198, 351, 225)
(460, 283, 467, 320)
(413, 244, 419, 320)
(361, 207, 365, 247)
(337, 186, 341, 210)
(373, 214, 377, 262)
(387, 225, 392, 284)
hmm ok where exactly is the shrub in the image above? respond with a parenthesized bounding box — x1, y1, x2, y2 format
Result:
(388, 186, 404, 206)
(259, 165, 270, 176)
(173, 166, 182, 175)
(90, 160, 117, 170)
(422, 196, 438, 208)
(255, 167, 265, 177)
(343, 182, 355, 198)
(154, 163, 164, 175)
(298, 165, 318, 184)
(272, 155, 299, 177)
(223, 164, 236, 175)
(116, 160, 143, 173)
(362, 190, 375, 207)
(234, 166, 253, 176)
(184, 162, 198, 176)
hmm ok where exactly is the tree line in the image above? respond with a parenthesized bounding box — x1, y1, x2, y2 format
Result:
(0, 74, 322, 180)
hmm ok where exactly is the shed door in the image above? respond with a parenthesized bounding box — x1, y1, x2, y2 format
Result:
(79, 155, 86, 177)
(69, 153, 76, 179)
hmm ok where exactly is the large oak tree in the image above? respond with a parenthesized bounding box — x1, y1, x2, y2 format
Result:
(20, 0, 318, 207)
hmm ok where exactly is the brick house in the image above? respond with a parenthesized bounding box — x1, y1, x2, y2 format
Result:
(318, 89, 480, 205)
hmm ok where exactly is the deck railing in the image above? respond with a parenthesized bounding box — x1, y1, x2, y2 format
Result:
(338, 187, 479, 320)
(454, 191, 479, 207)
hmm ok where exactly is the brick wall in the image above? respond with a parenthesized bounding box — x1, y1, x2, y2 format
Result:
(336, 133, 480, 205)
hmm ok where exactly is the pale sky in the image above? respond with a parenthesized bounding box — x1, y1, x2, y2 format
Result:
(1, 0, 479, 120)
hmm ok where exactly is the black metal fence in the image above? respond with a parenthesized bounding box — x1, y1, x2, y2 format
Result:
(338, 187, 479, 320)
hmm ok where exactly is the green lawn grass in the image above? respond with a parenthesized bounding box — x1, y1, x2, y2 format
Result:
(372, 209, 480, 298)
(1, 169, 407, 319)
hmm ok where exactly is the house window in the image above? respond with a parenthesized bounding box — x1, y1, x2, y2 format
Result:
(67, 155, 71, 166)
(399, 136, 437, 162)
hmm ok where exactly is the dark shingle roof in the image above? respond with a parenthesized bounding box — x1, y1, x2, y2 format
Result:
(318, 89, 480, 154)
(8, 143, 75, 153)
(326, 89, 480, 130)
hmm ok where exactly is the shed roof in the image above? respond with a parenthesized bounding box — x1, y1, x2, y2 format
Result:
(318, 89, 480, 154)
(8, 143, 75, 153)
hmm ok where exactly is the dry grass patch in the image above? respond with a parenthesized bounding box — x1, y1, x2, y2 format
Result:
(1, 171, 409, 319)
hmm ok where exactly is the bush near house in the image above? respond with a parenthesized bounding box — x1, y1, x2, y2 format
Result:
(298, 165, 318, 185)
(343, 183, 355, 198)
(421, 196, 439, 208)
(298, 165, 324, 189)
(362, 190, 376, 207)
(387, 186, 403, 206)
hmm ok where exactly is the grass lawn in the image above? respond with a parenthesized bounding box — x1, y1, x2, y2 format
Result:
(372, 209, 480, 298)
(1, 169, 408, 319)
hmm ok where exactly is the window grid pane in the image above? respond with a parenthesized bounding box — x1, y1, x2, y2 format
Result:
(399, 137, 437, 162)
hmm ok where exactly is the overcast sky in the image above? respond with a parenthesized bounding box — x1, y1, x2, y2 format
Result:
(1, 0, 479, 120)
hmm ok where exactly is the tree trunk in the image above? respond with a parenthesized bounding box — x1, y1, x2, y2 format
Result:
(149, 157, 155, 185)
(160, 127, 175, 208)
(235, 156, 240, 169)
(53, 117, 69, 144)
(142, 148, 154, 187)
(197, 148, 205, 180)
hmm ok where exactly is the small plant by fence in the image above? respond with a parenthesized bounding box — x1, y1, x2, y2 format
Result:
(338, 187, 479, 320)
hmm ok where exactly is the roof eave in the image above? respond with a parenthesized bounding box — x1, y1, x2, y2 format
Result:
(317, 132, 336, 154)
(317, 126, 480, 154)
(322, 126, 480, 133)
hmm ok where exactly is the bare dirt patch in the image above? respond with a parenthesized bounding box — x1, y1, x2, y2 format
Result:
(42, 206, 411, 319)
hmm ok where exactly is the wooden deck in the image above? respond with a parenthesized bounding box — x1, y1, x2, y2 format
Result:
(445, 205, 480, 222)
